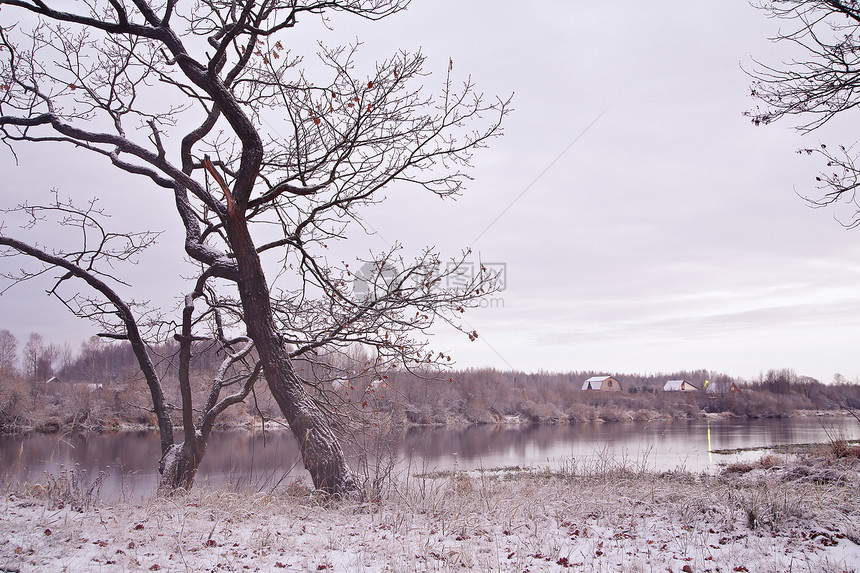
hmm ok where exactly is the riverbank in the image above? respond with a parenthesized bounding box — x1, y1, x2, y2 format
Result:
(4, 363, 859, 436)
(2, 406, 856, 437)
(2, 451, 858, 572)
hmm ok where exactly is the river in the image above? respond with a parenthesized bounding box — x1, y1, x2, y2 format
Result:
(2, 416, 858, 498)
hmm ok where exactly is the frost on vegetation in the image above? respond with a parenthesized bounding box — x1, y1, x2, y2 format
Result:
(6, 466, 106, 513)
(1, 460, 859, 572)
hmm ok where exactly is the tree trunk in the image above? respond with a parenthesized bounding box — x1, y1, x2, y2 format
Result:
(225, 213, 357, 495)
(260, 346, 358, 494)
(157, 441, 205, 495)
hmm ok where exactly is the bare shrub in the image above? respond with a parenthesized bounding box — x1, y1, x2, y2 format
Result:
(18, 467, 107, 511)
(520, 400, 565, 423)
(462, 402, 496, 424)
(0, 371, 27, 428)
(723, 461, 755, 474)
(566, 403, 598, 422)
(631, 408, 658, 421)
(829, 440, 860, 459)
(596, 404, 629, 423)
(342, 412, 405, 501)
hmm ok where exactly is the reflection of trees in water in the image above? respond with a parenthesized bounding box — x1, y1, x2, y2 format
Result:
(707, 419, 797, 450)
(0, 430, 307, 495)
(401, 421, 705, 464)
(3, 419, 859, 495)
(195, 431, 304, 489)
(706, 418, 860, 451)
(1, 431, 161, 478)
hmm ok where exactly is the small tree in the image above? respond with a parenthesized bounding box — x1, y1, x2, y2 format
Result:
(748, 1, 860, 226)
(0, 329, 17, 375)
(21, 332, 44, 381)
(0, 0, 507, 495)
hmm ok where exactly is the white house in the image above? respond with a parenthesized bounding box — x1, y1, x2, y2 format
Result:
(663, 379, 700, 392)
(581, 375, 622, 392)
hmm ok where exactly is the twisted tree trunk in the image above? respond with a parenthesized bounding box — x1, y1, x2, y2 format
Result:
(225, 211, 357, 495)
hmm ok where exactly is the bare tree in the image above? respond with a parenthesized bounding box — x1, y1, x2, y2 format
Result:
(0, 195, 263, 493)
(37, 342, 59, 381)
(21, 332, 43, 381)
(748, 1, 860, 226)
(0, 0, 507, 494)
(0, 329, 17, 375)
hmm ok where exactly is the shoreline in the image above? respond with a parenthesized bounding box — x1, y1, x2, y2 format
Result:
(2, 408, 856, 437)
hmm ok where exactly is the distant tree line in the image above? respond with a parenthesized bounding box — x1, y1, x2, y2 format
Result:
(1, 330, 858, 434)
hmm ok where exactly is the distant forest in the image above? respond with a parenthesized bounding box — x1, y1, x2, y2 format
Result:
(0, 329, 858, 432)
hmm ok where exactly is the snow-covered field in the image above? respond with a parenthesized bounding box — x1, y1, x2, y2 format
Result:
(1, 454, 858, 572)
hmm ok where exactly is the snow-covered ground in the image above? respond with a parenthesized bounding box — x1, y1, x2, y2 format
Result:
(1, 454, 858, 572)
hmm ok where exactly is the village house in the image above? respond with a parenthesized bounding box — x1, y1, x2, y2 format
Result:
(581, 375, 622, 392)
(663, 379, 700, 392)
(45, 376, 104, 391)
(705, 379, 740, 395)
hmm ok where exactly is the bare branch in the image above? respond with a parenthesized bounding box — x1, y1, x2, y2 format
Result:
(749, 1, 860, 227)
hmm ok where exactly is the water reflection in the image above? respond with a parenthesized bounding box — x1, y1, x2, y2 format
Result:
(1, 417, 857, 499)
(397, 417, 860, 477)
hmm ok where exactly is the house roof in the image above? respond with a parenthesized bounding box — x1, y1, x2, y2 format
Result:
(663, 380, 685, 391)
(582, 375, 616, 391)
(663, 379, 700, 391)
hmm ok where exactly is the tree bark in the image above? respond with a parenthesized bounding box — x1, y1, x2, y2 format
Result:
(158, 441, 205, 494)
(224, 211, 357, 495)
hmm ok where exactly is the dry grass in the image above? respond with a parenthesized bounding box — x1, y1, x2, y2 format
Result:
(5, 466, 107, 512)
(2, 453, 858, 572)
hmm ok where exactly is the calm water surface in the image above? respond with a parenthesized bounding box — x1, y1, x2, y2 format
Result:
(2, 417, 858, 498)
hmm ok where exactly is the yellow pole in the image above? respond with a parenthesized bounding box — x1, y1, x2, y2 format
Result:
(707, 420, 712, 464)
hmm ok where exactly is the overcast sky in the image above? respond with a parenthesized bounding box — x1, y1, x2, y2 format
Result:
(2, 1, 860, 383)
